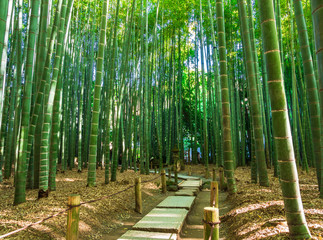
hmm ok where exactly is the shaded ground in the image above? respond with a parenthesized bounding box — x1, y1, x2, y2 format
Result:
(220, 167, 323, 239)
(1, 164, 322, 239)
(182, 164, 322, 239)
(0, 168, 164, 239)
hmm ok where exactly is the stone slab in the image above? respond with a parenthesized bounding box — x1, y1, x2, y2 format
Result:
(132, 208, 188, 233)
(118, 230, 176, 240)
(177, 174, 200, 180)
(175, 190, 196, 196)
(179, 180, 201, 188)
(156, 196, 195, 210)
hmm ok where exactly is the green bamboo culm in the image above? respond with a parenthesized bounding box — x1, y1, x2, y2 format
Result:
(39, 0, 73, 195)
(87, 0, 110, 187)
(144, 0, 150, 175)
(293, 0, 321, 186)
(258, 0, 311, 238)
(311, 0, 323, 199)
(0, 0, 9, 133)
(199, 0, 209, 171)
(216, 0, 237, 194)
(0, 1, 13, 182)
(14, 0, 41, 205)
(238, 0, 269, 187)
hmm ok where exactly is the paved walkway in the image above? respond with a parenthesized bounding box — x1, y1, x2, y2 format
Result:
(118, 173, 227, 240)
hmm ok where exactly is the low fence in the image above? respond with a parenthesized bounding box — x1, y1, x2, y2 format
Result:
(0, 174, 162, 239)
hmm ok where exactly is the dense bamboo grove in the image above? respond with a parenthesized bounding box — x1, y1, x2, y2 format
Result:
(0, 0, 322, 238)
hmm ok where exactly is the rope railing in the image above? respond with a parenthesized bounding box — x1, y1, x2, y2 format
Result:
(0, 174, 161, 239)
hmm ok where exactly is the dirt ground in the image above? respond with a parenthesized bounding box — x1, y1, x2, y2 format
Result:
(187, 164, 323, 240)
(1, 165, 322, 240)
(0, 168, 165, 239)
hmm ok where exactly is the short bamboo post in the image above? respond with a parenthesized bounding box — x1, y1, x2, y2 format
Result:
(161, 169, 167, 193)
(210, 181, 218, 208)
(154, 166, 157, 174)
(212, 168, 216, 181)
(168, 168, 171, 180)
(66, 194, 80, 240)
(135, 177, 142, 214)
(219, 167, 225, 191)
(188, 165, 192, 176)
(203, 207, 219, 240)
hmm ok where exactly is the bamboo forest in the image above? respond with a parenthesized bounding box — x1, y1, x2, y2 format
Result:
(0, 0, 322, 239)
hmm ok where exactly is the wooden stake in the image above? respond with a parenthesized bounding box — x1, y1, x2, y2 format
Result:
(210, 181, 218, 208)
(154, 166, 157, 174)
(161, 169, 167, 193)
(188, 165, 192, 176)
(203, 207, 219, 240)
(135, 177, 142, 214)
(66, 194, 80, 240)
(212, 168, 216, 181)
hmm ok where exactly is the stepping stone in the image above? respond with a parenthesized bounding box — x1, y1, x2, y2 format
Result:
(175, 189, 196, 196)
(118, 230, 176, 240)
(179, 180, 201, 188)
(156, 196, 195, 210)
(177, 174, 200, 180)
(132, 208, 188, 233)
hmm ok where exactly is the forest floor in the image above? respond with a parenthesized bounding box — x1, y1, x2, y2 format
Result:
(0, 165, 322, 240)
(0, 168, 166, 239)
(197, 165, 322, 240)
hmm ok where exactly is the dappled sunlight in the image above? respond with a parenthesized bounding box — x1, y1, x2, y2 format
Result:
(142, 189, 154, 196)
(251, 225, 289, 239)
(238, 222, 262, 236)
(0, 169, 163, 239)
(304, 209, 323, 215)
(256, 188, 273, 193)
(227, 200, 283, 216)
(79, 220, 92, 232)
(59, 178, 75, 182)
(220, 167, 323, 239)
(82, 203, 96, 210)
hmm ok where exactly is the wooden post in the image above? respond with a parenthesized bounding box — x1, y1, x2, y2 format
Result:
(210, 181, 218, 208)
(161, 169, 167, 193)
(219, 167, 225, 191)
(66, 194, 80, 240)
(212, 168, 216, 181)
(203, 207, 219, 240)
(154, 166, 157, 174)
(135, 177, 142, 214)
(188, 165, 192, 176)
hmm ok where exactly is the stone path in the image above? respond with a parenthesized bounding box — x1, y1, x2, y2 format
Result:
(118, 174, 219, 240)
